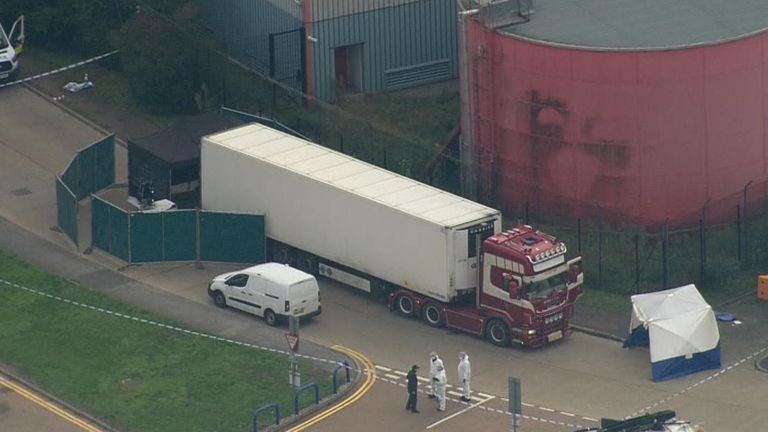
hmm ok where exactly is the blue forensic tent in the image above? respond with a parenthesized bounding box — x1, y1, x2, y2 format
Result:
(625, 284, 721, 382)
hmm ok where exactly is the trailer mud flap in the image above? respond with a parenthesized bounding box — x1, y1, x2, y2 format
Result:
(444, 310, 484, 335)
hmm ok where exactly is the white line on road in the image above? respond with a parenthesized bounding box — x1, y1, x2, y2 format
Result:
(384, 373, 401, 380)
(393, 370, 407, 377)
(374, 365, 391, 372)
(426, 395, 495, 429)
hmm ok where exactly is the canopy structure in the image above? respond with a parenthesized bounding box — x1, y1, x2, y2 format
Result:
(625, 284, 721, 382)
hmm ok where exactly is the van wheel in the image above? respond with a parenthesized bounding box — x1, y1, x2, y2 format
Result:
(397, 295, 415, 317)
(422, 302, 444, 328)
(213, 291, 226, 308)
(264, 309, 278, 326)
(486, 319, 510, 347)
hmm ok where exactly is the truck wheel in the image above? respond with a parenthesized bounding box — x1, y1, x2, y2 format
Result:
(397, 294, 415, 317)
(486, 319, 510, 347)
(213, 291, 226, 308)
(264, 309, 278, 326)
(422, 302, 444, 328)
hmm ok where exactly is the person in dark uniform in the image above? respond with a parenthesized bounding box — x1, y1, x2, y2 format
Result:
(405, 364, 420, 413)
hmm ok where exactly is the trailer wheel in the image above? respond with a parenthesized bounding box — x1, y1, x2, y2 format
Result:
(422, 302, 444, 328)
(397, 295, 415, 317)
(296, 252, 318, 275)
(272, 245, 293, 266)
(485, 319, 510, 347)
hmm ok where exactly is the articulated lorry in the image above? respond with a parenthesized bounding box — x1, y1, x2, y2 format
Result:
(201, 123, 583, 347)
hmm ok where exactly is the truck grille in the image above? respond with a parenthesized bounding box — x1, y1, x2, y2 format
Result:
(0, 61, 12, 72)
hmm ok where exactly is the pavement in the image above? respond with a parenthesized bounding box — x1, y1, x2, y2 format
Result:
(3, 76, 768, 432)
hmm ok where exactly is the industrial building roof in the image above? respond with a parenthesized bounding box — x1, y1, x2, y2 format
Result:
(490, 0, 768, 50)
(204, 123, 500, 228)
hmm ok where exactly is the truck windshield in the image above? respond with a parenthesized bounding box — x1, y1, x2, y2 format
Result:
(526, 272, 567, 299)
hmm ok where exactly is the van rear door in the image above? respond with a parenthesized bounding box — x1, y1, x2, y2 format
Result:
(288, 278, 320, 316)
(9, 16, 24, 55)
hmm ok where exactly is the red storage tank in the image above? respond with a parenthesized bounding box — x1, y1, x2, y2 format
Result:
(459, 0, 768, 226)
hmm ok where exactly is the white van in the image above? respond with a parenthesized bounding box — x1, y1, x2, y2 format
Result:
(207, 263, 321, 326)
(0, 16, 24, 82)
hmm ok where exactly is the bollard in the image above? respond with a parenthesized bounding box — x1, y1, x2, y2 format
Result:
(252, 403, 280, 432)
(293, 383, 320, 415)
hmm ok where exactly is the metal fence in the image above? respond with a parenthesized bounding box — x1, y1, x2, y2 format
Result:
(56, 135, 116, 247)
(512, 178, 768, 300)
(91, 195, 266, 265)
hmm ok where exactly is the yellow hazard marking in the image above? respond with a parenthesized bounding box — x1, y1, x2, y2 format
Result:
(285, 345, 376, 431)
(0, 375, 101, 432)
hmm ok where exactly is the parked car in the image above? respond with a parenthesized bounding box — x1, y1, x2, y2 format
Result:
(207, 263, 321, 326)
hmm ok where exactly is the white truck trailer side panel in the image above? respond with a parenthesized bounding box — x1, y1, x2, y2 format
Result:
(201, 124, 500, 302)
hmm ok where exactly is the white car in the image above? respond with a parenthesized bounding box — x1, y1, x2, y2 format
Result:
(0, 16, 24, 83)
(208, 263, 321, 326)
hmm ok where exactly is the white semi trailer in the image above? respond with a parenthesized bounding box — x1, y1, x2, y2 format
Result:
(201, 123, 583, 347)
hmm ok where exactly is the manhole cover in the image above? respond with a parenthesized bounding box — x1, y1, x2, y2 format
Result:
(10, 188, 32, 196)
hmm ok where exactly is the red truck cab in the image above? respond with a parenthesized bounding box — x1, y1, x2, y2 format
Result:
(393, 224, 584, 348)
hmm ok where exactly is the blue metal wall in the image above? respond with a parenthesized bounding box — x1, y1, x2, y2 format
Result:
(196, 0, 458, 102)
(310, 0, 458, 102)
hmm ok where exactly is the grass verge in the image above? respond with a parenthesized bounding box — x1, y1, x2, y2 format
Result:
(0, 249, 332, 432)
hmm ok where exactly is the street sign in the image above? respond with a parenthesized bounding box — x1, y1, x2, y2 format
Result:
(285, 333, 299, 352)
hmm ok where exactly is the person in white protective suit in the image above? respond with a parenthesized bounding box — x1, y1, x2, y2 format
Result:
(457, 351, 471, 402)
(428, 351, 442, 399)
(433, 363, 447, 411)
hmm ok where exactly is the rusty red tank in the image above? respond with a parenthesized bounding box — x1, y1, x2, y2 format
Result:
(459, 0, 768, 226)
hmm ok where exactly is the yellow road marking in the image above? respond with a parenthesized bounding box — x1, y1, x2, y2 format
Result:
(285, 345, 376, 431)
(0, 375, 101, 432)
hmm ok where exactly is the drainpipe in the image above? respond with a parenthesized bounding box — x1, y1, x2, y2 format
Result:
(458, 5, 479, 200)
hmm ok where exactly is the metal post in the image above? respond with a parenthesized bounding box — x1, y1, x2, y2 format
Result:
(458, 8, 479, 200)
(737, 204, 741, 261)
(508, 377, 521, 432)
(577, 218, 581, 253)
(634, 233, 640, 294)
(661, 220, 669, 289)
(743, 180, 753, 267)
(597, 208, 603, 289)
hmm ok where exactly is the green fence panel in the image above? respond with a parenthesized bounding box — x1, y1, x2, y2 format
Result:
(94, 135, 115, 192)
(61, 156, 80, 199)
(56, 178, 78, 246)
(200, 212, 265, 263)
(77, 144, 97, 200)
(163, 211, 197, 261)
(130, 213, 164, 263)
(109, 205, 130, 262)
(91, 197, 110, 253)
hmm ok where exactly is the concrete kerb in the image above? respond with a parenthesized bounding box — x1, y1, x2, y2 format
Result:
(0, 364, 120, 432)
(258, 357, 363, 432)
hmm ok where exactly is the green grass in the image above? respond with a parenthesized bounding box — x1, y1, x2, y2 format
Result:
(22, 47, 173, 129)
(0, 250, 333, 431)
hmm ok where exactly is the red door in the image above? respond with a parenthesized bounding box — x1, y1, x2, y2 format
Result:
(334, 47, 348, 89)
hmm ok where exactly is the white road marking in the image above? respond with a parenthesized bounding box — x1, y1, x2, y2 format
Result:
(374, 365, 391, 372)
(426, 395, 495, 429)
(384, 373, 400, 380)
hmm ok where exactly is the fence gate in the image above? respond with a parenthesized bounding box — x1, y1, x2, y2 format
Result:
(269, 28, 307, 93)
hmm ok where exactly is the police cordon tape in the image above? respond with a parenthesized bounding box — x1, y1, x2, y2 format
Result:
(0, 50, 119, 90)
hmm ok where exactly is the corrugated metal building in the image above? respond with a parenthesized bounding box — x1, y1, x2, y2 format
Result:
(197, 0, 458, 102)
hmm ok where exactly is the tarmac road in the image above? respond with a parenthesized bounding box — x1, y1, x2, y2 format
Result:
(2, 83, 768, 432)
